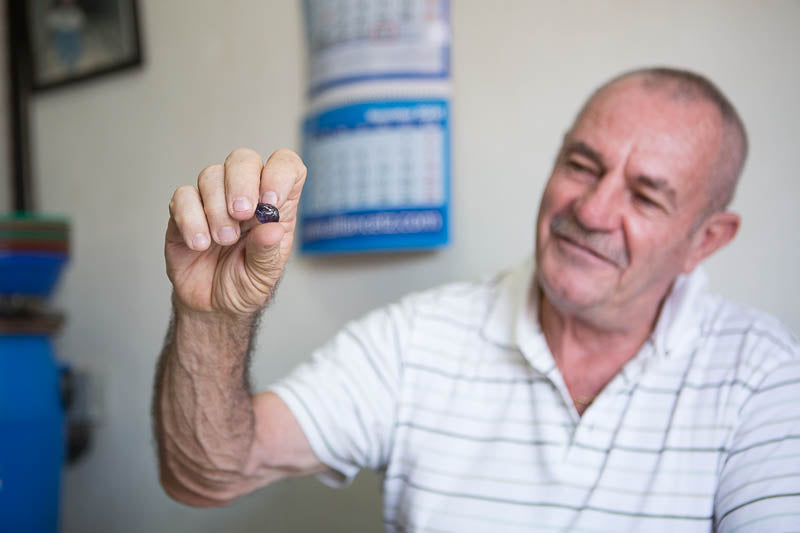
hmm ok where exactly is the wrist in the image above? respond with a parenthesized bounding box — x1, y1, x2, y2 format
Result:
(170, 295, 262, 372)
(172, 295, 260, 331)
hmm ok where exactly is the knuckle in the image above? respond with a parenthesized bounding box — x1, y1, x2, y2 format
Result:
(271, 148, 302, 165)
(225, 147, 260, 167)
(170, 186, 200, 227)
(170, 186, 191, 214)
(202, 201, 223, 221)
(268, 149, 307, 183)
(175, 184, 196, 198)
(197, 165, 223, 189)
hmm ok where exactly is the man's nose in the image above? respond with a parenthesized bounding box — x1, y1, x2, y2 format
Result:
(573, 172, 625, 231)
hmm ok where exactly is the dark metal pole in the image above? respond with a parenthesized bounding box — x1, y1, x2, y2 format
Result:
(6, 0, 34, 212)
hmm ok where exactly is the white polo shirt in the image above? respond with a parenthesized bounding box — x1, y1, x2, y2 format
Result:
(270, 258, 800, 532)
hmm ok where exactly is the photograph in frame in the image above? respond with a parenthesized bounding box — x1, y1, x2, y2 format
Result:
(25, 0, 142, 91)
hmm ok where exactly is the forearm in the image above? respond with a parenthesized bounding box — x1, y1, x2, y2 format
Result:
(152, 300, 260, 505)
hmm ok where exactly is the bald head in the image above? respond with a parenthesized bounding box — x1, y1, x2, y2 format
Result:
(575, 68, 748, 216)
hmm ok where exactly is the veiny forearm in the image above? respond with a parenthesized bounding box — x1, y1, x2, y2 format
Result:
(152, 301, 260, 505)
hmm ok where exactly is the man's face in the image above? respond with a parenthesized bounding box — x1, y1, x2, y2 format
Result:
(535, 79, 724, 318)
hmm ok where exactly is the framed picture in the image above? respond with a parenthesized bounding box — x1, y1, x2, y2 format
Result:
(24, 0, 143, 91)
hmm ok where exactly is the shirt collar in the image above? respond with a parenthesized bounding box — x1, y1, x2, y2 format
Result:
(481, 256, 553, 372)
(481, 257, 709, 363)
(649, 266, 708, 356)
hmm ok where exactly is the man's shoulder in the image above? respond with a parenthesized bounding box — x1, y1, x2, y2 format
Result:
(395, 265, 518, 322)
(697, 290, 800, 372)
(700, 292, 798, 354)
(346, 264, 523, 346)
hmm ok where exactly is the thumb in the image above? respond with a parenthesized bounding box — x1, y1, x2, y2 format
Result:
(244, 222, 287, 282)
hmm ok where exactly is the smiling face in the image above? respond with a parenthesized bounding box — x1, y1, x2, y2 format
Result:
(535, 77, 730, 323)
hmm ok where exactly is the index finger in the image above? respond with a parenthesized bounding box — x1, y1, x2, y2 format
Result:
(258, 149, 307, 219)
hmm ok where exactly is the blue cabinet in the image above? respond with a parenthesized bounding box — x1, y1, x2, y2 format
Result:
(0, 334, 65, 532)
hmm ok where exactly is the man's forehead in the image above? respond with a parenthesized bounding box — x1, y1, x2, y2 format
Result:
(581, 78, 723, 133)
(568, 82, 724, 176)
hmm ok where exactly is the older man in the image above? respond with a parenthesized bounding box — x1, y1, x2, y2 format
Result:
(153, 68, 800, 531)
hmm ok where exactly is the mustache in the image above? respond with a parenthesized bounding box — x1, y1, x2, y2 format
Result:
(550, 212, 629, 268)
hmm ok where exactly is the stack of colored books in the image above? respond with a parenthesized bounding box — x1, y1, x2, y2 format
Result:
(0, 214, 70, 300)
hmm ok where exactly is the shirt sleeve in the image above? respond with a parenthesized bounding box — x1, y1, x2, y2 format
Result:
(714, 350, 800, 531)
(268, 298, 413, 488)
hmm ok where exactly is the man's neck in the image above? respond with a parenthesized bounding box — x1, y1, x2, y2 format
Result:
(536, 285, 666, 415)
(539, 294, 659, 360)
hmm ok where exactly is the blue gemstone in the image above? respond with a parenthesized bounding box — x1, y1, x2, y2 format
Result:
(255, 203, 279, 224)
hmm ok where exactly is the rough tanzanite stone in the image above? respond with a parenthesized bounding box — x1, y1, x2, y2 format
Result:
(254, 203, 280, 224)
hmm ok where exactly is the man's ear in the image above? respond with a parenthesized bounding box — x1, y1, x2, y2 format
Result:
(682, 211, 741, 273)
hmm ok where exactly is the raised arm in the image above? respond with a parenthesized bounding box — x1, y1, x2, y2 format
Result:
(152, 148, 328, 507)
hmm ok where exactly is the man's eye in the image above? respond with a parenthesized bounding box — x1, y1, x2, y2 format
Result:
(567, 161, 595, 174)
(635, 193, 659, 207)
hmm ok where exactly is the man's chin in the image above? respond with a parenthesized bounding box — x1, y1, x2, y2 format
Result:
(536, 263, 614, 314)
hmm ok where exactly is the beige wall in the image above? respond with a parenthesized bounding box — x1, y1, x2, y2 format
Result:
(14, 1, 800, 531)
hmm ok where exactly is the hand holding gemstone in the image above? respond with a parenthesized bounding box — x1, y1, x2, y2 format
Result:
(165, 148, 307, 317)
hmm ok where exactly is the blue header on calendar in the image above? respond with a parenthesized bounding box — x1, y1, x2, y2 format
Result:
(304, 100, 448, 135)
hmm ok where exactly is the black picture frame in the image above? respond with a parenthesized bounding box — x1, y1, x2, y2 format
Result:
(23, 0, 143, 92)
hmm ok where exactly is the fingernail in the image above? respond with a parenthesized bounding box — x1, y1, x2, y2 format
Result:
(218, 226, 236, 243)
(192, 233, 209, 249)
(261, 191, 278, 205)
(233, 197, 252, 212)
